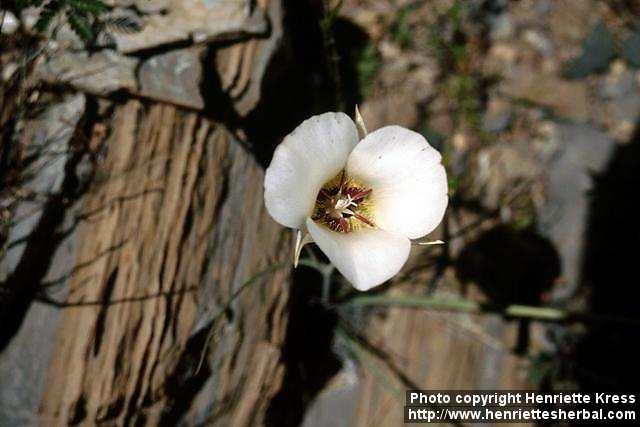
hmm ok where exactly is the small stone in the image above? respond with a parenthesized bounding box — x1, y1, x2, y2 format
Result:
(483, 98, 513, 133)
(191, 30, 207, 43)
(489, 13, 514, 41)
(484, 43, 518, 74)
(604, 96, 640, 141)
(523, 30, 554, 56)
(378, 40, 402, 60)
(1, 10, 19, 35)
(46, 40, 60, 51)
(2, 62, 18, 82)
(452, 132, 473, 152)
(20, 8, 39, 33)
(599, 61, 636, 100)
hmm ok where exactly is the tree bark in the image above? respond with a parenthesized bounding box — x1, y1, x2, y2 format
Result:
(0, 0, 296, 423)
(1, 99, 291, 425)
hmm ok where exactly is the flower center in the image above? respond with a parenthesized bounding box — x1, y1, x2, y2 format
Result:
(312, 171, 375, 233)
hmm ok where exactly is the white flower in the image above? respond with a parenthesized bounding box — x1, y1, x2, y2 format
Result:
(264, 110, 448, 291)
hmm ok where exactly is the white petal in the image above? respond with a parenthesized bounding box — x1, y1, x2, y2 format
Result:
(346, 126, 448, 239)
(306, 218, 410, 291)
(264, 112, 359, 228)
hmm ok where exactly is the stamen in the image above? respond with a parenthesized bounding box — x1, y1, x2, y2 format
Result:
(312, 171, 375, 233)
(338, 170, 346, 188)
(353, 212, 375, 227)
(339, 217, 349, 233)
(349, 188, 372, 202)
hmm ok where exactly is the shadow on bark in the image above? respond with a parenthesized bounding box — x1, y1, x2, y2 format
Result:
(265, 264, 342, 427)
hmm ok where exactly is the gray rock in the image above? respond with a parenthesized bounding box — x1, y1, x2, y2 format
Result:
(34, 47, 207, 109)
(35, 50, 139, 96)
(138, 47, 205, 109)
(301, 363, 359, 427)
(0, 94, 85, 425)
(1, 94, 86, 279)
(112, 0, 267, 53)
(537, 123, 615, 294)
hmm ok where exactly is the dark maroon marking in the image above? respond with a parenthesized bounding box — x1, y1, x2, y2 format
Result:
(319, 188, 331, 199)
(348, 188, 372, 202)
(339, 217, 349, 233)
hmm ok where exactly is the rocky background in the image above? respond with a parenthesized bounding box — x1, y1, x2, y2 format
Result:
(2, 0, 640, 426)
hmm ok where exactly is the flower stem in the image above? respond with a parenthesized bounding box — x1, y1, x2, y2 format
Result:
(298, 258, 335, 304)
(343, 295, 640, 325)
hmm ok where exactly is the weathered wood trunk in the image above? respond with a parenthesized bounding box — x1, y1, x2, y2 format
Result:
(45, 102, 291, 425)
(1, 88, 291, 427)
(0, 0, 301, 423)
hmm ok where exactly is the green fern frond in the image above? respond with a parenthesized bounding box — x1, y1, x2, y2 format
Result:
(67, 11, 93, 42)
(102, 15, 142, 34)
(34, 0, 62, 33)
(67, 0, 108, 15)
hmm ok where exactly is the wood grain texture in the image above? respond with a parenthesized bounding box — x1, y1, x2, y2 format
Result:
(215, 0, 284, 116)
(349, 232, 543, 427)
(38, 101, 291, 426)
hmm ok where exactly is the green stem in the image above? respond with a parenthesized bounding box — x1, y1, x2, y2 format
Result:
(343, 295, 640, 325)
(298, 259, 335, 304)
